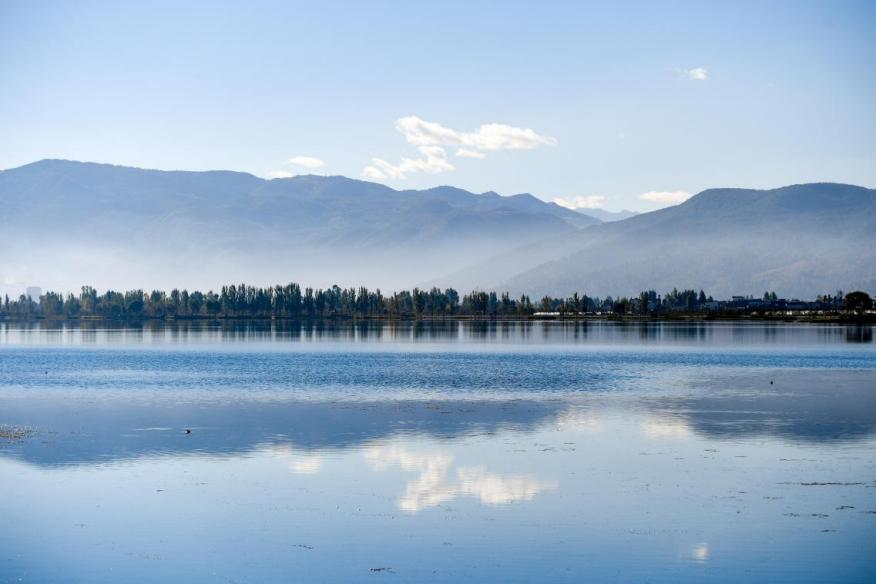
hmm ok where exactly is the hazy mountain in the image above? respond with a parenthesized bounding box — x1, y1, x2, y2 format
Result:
(440, 183, 876, 298)
(0, 160, 598, 293)
(577, 208, 638, 222)
(2, 161, 871, 298)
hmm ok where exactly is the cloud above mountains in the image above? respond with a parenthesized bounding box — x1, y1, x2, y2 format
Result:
(686, 67, 708, 80)
(363, 116, 556, 180)
(553, 195, 607, 210)
(639, 190, 692, 204)
(556, 191, 692, 212)
(362, 145, 453, 180)
(288, 155, 326, 169)
(267, 155, 326, 179)
(395, 116, 557, 151)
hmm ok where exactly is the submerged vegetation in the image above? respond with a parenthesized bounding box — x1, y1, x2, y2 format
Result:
(0, 284, 871, 321)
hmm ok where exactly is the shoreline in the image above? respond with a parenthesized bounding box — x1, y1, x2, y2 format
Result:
(1, 314, 874, 324)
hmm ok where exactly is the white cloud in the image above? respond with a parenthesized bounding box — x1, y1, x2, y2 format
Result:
(396, 116, 557, 151)
(362, 145, 453, 180)
(553, 195, 607, 210)
(455, 148, 486, 159)
(361, 115, 556, 180)
(288, 155, 326, 169)
(266, 170, 294, 179)
(361, 166, 387, 180)
(639, 190, 692, 205)
(686, 67, 708, 81)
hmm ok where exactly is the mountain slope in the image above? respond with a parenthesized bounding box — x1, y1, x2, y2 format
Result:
(1, 161, 871, 297)
(0, 160, 599, 292)
(444, 183, 876, 298)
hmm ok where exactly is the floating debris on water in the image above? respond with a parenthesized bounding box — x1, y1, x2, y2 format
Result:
(778, 482, 864, 486)
(0, 425, 34, 440)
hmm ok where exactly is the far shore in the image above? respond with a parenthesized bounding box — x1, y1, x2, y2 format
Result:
(1, 313, 874, 324)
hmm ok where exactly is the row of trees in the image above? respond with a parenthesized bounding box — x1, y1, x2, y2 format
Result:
(1, 283, 869, 320)
(0, 283, 722, 319)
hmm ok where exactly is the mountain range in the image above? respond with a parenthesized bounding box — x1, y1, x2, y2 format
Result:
(1, 159, 873, 297)
(443, 183, 875, 297)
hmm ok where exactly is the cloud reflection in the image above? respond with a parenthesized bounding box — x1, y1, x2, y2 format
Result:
(691, 543, 710, 562)
(640, 417, 692, 439)
(553, 409, 603, 433)
(364, 444, 555, 512)
(263, 444, 324, 475)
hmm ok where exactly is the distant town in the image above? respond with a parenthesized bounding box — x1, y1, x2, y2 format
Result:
(1, 284, 873, 322)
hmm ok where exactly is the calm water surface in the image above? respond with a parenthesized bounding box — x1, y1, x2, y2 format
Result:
(1, 321, 875, 583)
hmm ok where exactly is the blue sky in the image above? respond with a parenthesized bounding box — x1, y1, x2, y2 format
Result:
(1, 0, 874, 211)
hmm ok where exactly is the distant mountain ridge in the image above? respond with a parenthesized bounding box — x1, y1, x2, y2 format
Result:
(440, 183, 876, 298)
(1, 159, 597, 239)
(0, 159, 598, 292)
(0, 160, 872, 297)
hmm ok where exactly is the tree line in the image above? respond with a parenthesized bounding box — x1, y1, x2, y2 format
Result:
(0, 283, 724, 319)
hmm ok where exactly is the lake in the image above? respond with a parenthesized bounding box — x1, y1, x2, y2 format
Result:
(1, 321, 874, 583)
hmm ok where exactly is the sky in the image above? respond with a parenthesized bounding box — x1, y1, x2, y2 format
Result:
(1, 0, 874, 212)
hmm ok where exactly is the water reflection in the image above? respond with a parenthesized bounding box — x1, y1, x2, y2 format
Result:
(1, 324, 875, 583)
(640, 416, 692, 439)
(263, 444, 325, 474)
(690, 543, 710, 563)
(846, 325, 873, 343)
(0, 399, 566, 467)
(364, 444, 555, 512)
(4, 370, 875, 471)
(646, 369, 876, 443)
(1, 320, 873, 346)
